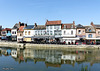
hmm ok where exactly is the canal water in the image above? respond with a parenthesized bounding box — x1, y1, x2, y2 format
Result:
(0, 47, 100, 71)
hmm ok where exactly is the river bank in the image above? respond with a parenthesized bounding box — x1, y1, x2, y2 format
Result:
(0, 41, 100, 49)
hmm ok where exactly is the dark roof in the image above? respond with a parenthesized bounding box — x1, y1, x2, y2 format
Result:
(62, 23, 75, 29)
(76, 24, 85, 29)
(24, 25, 34, 29)
(85, 26, 95, 33)
(34, 25, 46, 30)
(12, 23, 19, 29)
(94, 24, 100, 29)
(46, 20, 61, 25)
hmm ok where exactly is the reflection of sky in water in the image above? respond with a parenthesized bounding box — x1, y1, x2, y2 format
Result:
(0, 47, 100, 71)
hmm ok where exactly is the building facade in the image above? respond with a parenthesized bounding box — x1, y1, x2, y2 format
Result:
(61, 21, 78, 44)
(45, 20, 62, 42)
(17, 23, 25, 42)
(11, 23, 20, 41)
(0, 26, 2, 36)
(23, 25, 34, 42)
(33, 23, 46, 42)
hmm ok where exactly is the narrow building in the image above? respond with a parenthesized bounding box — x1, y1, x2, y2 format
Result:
(17, 22, 25, 42)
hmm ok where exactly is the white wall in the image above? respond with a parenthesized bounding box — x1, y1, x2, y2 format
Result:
(11, 29, 17, 36)
(46, 25, 61, 36)
(34, 30, 46, 36)
(61, 29, 76, 37)
(23, 30, 35, 37)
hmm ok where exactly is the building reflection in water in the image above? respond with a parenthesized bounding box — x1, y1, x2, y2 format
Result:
(0, 47, 100, 67)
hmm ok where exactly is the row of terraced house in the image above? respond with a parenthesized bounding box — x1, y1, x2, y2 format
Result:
(0, 20, 100, 45)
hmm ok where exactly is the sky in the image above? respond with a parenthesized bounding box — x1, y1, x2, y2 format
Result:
(0, 0, 100, 28)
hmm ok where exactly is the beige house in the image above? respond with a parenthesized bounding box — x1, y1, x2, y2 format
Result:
(96, 29, 100, 38)
(85, 24, 96, 44)
(91, 22, 100, 38)
(76, 24, 86, 38)
(91, 22, 100, 44)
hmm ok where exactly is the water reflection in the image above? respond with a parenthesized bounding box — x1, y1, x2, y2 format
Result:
(0, 47, 100, 68)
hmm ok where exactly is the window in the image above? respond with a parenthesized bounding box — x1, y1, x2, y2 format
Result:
(20, 33, 22, 36)
(50, 26, 52, 29)
(50, 31, 52, 35)
(78, 30, 81, 34)
(25, 31, 27, 35)
(71, 31, 73, 35)
(43, 31, 45, 35)
(35, 31, 37, 35)
(54, 26, 56, 29)
(57, 26, 59, 29)
(64, 31, 66, 35)
(41, 31, 42, 35)
(38, 31, 40, 35)
(88, 34, 92, 38)
(47, 31, 49, 35)
(28, 31, 30, 35)
(46, 26, 49, 29)
(64, 25, 66, 29)
(98, 31, 100, 35)
(89, 29, 91, 32)
(15, 32, 16, 34)
(12, 32, 14, 34)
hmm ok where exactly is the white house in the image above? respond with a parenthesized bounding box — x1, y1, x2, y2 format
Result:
(34, 24, 46, 39)
(11, 23, 19, 41)
(61, 21, 79, 44)
(45, 20, 62, 42)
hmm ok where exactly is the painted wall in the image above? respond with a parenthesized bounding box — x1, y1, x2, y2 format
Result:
(23, 30, 35, 37)
(34, 29, 46, 36)
(46, 25, 61, 36)
(76, 29, 86, 36)
(96, 29, 100, 38)
(11, 29, 17, 36)
(86, 33, 96, 38)
(61, 29, 76, 37)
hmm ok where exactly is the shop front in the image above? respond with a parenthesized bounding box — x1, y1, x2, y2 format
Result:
(86, 38, 96, 45)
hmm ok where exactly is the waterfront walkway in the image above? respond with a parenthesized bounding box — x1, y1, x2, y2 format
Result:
(0, 41, 100, 49)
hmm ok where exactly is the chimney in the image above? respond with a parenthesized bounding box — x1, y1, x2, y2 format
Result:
(19, 22, 21, 27)
(24, 24, 27, 27)
(73, 21, 75, 25)
(91, 22, 94, 26)
(46, 19, 48, 22)
(34, 23, 37, 27)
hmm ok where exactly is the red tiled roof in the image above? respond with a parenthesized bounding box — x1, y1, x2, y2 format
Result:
(46, 20, 61, 25)
(18, 26, 24, 31)
(62, 23, 75, 29)
(2, 28, 11, 31)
